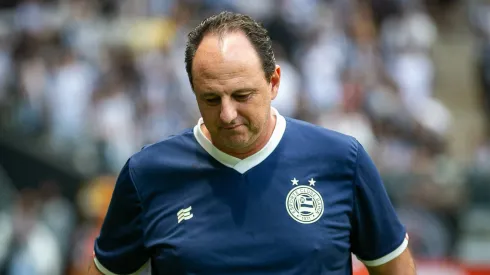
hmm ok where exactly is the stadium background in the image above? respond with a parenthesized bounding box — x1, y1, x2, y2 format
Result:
(0, 0, 489, 274)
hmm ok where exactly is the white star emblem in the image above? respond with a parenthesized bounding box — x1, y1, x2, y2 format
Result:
(309, 178, 316, 186)
(291, 178, 299, 185)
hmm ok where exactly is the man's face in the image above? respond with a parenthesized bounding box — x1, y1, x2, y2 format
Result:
(191, 32, 280, 152)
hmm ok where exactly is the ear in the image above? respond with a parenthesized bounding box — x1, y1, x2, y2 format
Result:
(270, 65, 281, 100)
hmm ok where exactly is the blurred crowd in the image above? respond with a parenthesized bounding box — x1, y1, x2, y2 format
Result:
(0, 0, 489, 274)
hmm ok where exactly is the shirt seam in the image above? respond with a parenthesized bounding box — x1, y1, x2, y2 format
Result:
(127, 158, 148, 240)
(350, 138, 361, 251)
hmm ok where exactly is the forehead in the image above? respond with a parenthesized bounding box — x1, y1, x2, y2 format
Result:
(192, 32, 264, 92)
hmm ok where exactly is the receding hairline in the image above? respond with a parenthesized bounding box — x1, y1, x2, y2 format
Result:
(190, 32, 270, 94)
(185, 12, 276, 88)
(192, 30, 262, 76)
(199, 28, 255, 53)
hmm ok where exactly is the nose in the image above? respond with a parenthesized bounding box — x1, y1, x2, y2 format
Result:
(220, 98, 238, 125)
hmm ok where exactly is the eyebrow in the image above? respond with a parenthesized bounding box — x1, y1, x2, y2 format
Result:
(201, 88, 257, 97)
(233, 88, 257, 94)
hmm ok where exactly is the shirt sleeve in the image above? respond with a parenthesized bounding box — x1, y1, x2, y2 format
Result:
(350, 141, 408, 267)
(93, 159, 151, 274)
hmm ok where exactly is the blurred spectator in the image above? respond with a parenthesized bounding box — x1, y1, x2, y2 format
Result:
(14, 0, 44, 35)
(271, 43, 302, 118)
(298, 5, 347, 118)
(10, 32, 47, 136)
(68, 175, 115, 275)
(381, 2, 437, 108)
(469, 0, 490, 128)
(6, 188, 62, 275)
(474, 134, 490, 169)
(46, 46, 96, 153)
(319, 76, 377, 155)
(39, 180, 76, 261)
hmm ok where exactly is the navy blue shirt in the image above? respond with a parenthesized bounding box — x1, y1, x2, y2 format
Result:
(94, 110, 407, 275)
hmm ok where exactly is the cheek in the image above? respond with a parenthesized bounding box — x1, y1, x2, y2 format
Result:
(238, 105, 267, 127)
(198, 106, 220, 127)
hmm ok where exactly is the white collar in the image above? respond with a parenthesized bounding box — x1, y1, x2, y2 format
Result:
(193, 108, 286, 174)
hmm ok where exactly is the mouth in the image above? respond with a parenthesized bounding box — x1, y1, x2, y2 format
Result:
(222, 124, 242, 130)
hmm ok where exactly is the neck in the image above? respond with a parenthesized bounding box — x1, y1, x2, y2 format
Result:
(203, 114, 276, 159)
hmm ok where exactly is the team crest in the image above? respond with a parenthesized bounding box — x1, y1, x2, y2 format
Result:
(286, 178, 324, 224)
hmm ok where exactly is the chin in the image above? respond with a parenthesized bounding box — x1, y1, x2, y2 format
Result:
(222, 136, 252, 150)
(224, 140, 249, 149)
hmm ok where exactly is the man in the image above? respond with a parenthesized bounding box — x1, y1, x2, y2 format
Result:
(89, 11, 416, 275)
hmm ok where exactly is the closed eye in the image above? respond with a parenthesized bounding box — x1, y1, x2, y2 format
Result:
(204, 97, 221, 105)
(233, 93, 252, 102)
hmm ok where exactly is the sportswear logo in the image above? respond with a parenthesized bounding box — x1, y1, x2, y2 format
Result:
(177, 206, 193, 223)
(286, 178, 324, 224)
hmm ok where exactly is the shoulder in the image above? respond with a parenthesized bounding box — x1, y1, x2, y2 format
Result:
(284, 117, 361, 161)
(128, 128, 198, 170)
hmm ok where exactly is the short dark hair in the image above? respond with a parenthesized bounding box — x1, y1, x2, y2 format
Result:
(185, 11, 275, 89)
